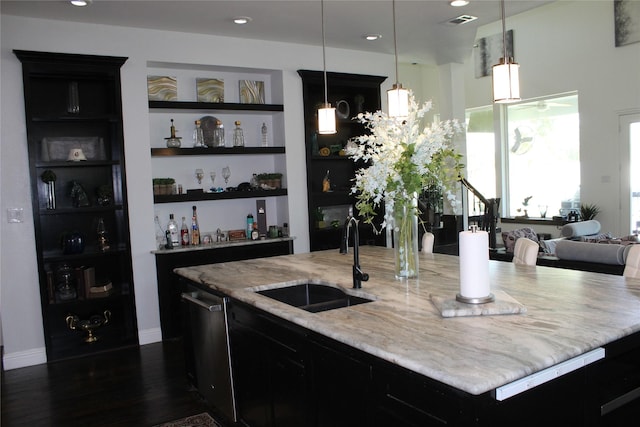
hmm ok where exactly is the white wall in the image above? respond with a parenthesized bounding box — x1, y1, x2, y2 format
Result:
(3, 0, 639, 369)
(0, 14, 397, 368)
(464, 0, 640, 237)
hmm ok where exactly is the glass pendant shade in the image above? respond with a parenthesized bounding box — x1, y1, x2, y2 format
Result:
(492, 58, 521, 103)
(318, 104, 336, 134)
(387, 83, 409, 118)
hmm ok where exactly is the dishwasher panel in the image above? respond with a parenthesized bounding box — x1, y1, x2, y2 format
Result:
(182, 288, 237, 422)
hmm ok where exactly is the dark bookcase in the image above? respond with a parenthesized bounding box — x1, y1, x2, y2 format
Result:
(297, 70, 387, 251)
(15, 50, 138, 361)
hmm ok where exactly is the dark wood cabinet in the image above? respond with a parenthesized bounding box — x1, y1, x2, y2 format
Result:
(297, 70, 387, 251)
(228, 300, 311, 427)
(155, 240, 293, 340)
(223, 298, 640, 427)
(15, 50, 138, 361)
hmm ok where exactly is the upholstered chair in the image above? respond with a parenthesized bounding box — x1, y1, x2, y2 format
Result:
(513, 237, 539, 266)
(421, 232, 435, 254)
(623, 245, 640, 278)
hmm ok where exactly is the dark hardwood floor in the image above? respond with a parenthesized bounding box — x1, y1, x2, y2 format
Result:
(1, 340, 216, 426)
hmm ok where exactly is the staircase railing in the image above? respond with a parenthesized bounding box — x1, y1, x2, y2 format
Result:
(459, 177, 500, 250)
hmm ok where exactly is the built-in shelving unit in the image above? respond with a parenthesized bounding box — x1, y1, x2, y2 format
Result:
(298, 70, 387, 251)
(148, 62, 294, 339)
(15, 50, 138, 362)
(147, 61, 289, 239)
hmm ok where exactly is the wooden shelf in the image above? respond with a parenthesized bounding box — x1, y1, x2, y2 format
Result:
(154, 189, 287, 203)
(151, 146, 285, 156)
(149, 100, 283, 112)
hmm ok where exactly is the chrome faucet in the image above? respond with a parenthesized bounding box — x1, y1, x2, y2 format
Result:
(339, 215, 369, 289)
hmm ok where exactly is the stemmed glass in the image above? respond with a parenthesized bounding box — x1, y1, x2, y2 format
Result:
(195, 168, 204, 185)
(222, 166, 231, 184)
(210, 171, 216, 191)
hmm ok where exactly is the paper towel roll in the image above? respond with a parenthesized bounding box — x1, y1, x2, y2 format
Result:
(459, 230, 490, 298)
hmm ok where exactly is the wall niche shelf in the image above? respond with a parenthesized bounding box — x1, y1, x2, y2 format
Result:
(154, 189, 287, 204)
(151, 147, 285, 156)
(149, 100, 283, 112)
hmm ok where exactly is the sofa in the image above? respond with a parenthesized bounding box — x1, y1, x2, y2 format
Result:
(494, 220, 638, 275)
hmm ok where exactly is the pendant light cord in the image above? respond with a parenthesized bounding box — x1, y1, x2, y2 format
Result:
(392, 0, 399, 86)
(501, 0, 507, 60)
(321, 0, 329, 105)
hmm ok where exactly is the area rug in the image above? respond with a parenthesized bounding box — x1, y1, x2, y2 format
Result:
(153, 412, 221, 427)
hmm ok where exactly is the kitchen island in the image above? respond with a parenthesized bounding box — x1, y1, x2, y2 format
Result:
(175, 246, 640, 426)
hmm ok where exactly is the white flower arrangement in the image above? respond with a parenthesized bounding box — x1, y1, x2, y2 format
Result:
(349, 93, 463, 232)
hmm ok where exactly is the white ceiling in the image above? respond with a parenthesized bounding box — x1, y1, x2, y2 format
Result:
(0, 0, 553, 65)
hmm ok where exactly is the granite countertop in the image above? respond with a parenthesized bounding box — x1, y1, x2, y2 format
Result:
(174, 246, 640, 396)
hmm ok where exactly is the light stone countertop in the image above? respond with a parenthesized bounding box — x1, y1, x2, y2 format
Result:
(174, 246, 640, 396)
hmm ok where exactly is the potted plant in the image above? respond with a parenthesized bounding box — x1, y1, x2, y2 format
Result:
(152, 178, 176, 195)
(256, 173, 283, 189)
(580, 203, 601, 221)
(314, 207, 325, 229)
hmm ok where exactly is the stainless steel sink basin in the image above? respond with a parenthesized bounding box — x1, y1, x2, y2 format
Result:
(255, 282, 374, 313)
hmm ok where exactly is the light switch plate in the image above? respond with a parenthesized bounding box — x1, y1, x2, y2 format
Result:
(7, 208, 24, 223)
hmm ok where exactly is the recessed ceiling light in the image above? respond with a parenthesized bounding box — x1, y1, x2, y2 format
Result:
(233, 16, 252, 25)
(450, 0, 469, 6)
(364, 34, 382, 41)
(70, 0, 92, 6)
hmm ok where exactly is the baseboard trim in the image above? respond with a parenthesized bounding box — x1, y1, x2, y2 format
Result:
(3, 347, 47, 370)
(138, 327, 162, 345)
(2, 329, 162, 370)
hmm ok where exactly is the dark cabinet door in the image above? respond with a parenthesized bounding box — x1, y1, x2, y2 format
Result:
(311, 338, 372, 427)
(228, 301, 311, 427)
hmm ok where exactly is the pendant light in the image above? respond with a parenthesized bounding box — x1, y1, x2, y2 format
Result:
(387, 0, 409, 118)
(492, 0, 521, 103)
(318, 0, 336, 134)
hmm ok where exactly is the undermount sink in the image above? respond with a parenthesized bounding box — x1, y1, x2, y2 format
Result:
(255, 281, 374, 313)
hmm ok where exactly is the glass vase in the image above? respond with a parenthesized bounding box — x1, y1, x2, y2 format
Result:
(392, 195, 419, 279)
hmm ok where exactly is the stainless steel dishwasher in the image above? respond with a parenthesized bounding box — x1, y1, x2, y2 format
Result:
(181, 286, 237, 422)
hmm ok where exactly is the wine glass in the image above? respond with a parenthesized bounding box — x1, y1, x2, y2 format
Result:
(209, 171, 216, 191)
(195, 168, 204, 185)
(222, 166, 231, 184)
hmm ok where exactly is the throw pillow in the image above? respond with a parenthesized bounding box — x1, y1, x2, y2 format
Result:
(502, 227, 538, 253)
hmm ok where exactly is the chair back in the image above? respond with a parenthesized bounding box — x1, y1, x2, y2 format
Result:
(421, 232, 434, 254)
(623, 244, 640, 278)
(513, 237, 538, 266)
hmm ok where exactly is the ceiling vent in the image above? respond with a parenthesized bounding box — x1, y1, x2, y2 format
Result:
(446, 14, 478, 25)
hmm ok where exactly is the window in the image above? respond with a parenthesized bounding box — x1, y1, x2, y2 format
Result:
(505, 93, 580, 218)
(465, 106, 496, 217)
(466, 93, 580, 220)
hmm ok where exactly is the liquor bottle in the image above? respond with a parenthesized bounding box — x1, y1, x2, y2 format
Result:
(193, 120, 205, 148)
(191, 205, 200, 245)
(233, 121, 245, 147)
(167, 213, 179, 247)
(96, 217, 110, 252)
(180, 216, 189, 246)
(246, 213, 254, 239)
(261, 122, 268, 147)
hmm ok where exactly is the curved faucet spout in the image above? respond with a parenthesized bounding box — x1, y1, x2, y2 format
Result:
(340, 216, 369, 289)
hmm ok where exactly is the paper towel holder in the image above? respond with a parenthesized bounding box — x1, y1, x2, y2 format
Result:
(456, 293, 495, 304)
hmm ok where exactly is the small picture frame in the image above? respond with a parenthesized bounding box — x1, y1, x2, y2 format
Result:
(196, 78, 224, 102)
(228, 229, 247, 241)
(147, 75, 177, 101)
(239, 80, 265, 104)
